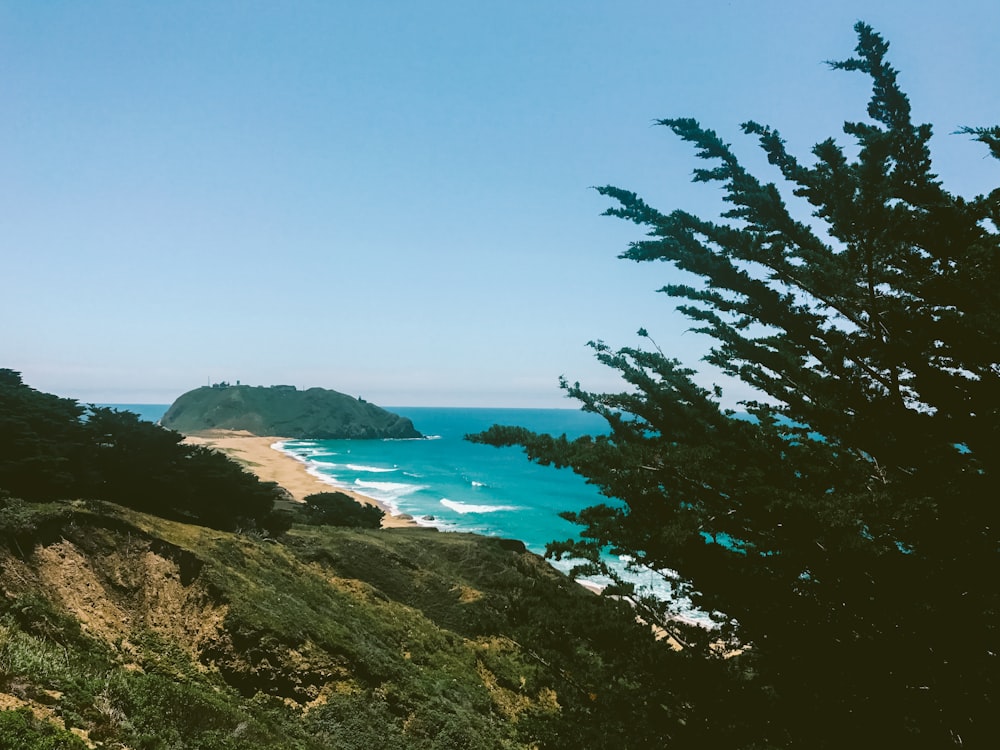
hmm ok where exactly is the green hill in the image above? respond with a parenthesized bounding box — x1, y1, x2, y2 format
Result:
(161, 384, 422, 439)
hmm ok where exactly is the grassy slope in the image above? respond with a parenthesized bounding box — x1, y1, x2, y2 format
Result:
(0, 499, 709, 749)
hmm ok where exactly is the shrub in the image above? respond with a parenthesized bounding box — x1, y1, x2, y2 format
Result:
(300, 492, 384, 529)
(0, 708, 88, 750)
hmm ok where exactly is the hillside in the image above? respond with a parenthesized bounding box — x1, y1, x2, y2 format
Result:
(0, 500, 740, 749)
(161, 384, 422, 439)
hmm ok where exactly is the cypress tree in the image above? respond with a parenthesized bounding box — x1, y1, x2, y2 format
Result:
(472, 23, 998, 748)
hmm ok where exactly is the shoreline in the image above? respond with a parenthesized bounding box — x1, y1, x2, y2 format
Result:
(181, 430, 720, 644)
(180, 430, 725, 649)
(181, 430, 417, 528)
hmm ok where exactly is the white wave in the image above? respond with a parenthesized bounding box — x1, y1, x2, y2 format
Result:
(272, 442, 346, 488)
(354, 480, 415, 492)
(267, 442, 421, 520)
(354, 479, 425, 502)
(439, 499, 517, 514)
(546, 555, 715, 627)
(345, 463, 397, 473)
(286, 447, 330, 460)
(305, 465, 344, 487)
(278, 440, 328, 454)
(273, 443, 311, 464)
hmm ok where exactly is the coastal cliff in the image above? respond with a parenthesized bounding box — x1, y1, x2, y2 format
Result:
(161, 384, 422, 439)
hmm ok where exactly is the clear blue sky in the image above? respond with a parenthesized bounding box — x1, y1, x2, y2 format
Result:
(3, 1, 998, 407)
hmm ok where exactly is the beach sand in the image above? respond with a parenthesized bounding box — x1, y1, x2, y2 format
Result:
(182, 430, 416, 528)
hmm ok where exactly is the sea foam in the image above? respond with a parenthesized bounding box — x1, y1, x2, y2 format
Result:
(440, 499, 517, 514)
(345, 464, 397, 473)
(354, 479, 424, 501)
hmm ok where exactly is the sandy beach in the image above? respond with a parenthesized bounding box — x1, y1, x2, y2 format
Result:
(182, 430, 416, 528)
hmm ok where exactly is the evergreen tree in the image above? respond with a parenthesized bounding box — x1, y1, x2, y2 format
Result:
(300, 491, 385, 528)
(85, 406, 280, 530)
(472, 23, 998, 748)
(0, 368, 92, 499)
(0, 370, 280, 531)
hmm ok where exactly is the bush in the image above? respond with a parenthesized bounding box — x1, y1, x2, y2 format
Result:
(0, 708, 88, 750)
(300, 492, 384, 529)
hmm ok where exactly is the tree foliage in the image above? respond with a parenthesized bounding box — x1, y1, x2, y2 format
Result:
(0, 369, 280, 531)
(300, 491, 385, 528)
(0, 708, 88, 750)
(0, 369, 91, 500)
(471, 23, 998, 748)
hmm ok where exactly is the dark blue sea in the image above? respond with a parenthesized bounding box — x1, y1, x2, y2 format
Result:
(108, 404, 700, 619)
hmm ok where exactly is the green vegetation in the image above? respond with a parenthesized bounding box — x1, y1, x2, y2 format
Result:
(0, 370, 752, 746)
(471, 24, 998, 747)
(0, 708, 87, 750)
(300, 492, 385, 528)
(0, 498, 753, 748)
(161, 384, 422, 439)
(0, 369, 281, 531)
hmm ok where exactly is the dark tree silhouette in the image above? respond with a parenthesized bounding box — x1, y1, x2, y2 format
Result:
(0, 370, 280, 531)
(472, 24, 999, 748)
(301, 492, 384, 529)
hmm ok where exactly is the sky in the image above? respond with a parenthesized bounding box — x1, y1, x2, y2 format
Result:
(3, 1, 998, 407)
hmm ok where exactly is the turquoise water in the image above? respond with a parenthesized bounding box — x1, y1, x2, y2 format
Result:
(278, 407, 607, 552)
(107, 403, 698, 618)
(105, 404, 611, 558)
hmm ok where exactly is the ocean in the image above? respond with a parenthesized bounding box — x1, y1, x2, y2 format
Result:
(278, 407, 607, 548)
(108, 404, 699, 619)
